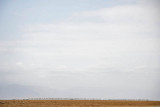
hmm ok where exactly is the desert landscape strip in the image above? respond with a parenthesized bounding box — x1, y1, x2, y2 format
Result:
(0, 99, 160, 107)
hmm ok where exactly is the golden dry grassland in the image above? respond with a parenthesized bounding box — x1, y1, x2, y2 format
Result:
(0, 100, 160, 107)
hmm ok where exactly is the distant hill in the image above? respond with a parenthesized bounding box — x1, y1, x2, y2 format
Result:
(0, 84, 39, 99)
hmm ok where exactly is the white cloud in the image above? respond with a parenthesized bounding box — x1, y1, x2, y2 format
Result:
(1, 0, 159, 76)
(1, 0, 159, 72)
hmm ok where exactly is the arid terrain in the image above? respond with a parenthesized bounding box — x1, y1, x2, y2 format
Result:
(0, 100, 160, 107)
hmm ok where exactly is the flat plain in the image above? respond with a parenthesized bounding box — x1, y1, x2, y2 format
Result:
(0, 100, 160, 107)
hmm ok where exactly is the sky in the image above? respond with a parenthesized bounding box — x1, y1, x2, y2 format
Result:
(0, 0, 160, 100)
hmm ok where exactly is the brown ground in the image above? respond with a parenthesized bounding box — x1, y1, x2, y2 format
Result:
(0, 100, 160, 107)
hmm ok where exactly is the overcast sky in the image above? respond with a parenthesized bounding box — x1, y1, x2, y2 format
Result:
(0, 0, 160, 100)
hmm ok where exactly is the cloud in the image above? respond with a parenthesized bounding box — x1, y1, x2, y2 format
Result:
(18, 0, 160, 73)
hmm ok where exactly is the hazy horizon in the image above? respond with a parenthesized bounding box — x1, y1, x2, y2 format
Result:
(0, 0, 160, 100)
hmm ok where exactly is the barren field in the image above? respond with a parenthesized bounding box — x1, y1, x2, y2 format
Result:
(0, 100, 160, 107)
